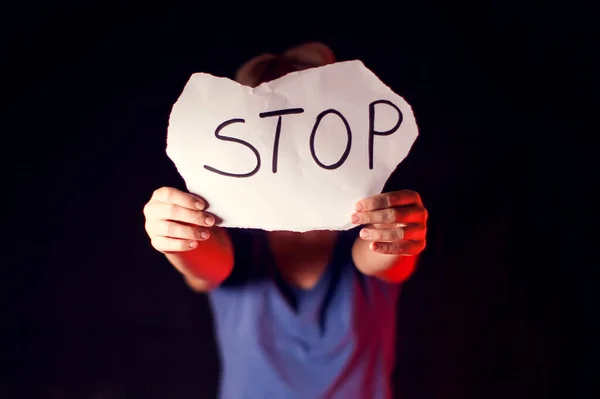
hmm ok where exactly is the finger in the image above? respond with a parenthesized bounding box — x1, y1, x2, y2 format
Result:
(145, 202, 215, 227)
(151, 236, 199, 253)
(150, 187, 206, 211)
(352, 205, 426, 225)
(359, 224, 425, 242)
(370, 240, 426, 255)
(146, 220, 211, 241)
(356, 190, 422, 212)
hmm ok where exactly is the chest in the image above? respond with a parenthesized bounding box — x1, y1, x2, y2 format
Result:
(266, 231, 339, 290)
(209, 266, 399, 399)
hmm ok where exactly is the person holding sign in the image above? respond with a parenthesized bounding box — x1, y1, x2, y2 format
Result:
(143, 42, 428, 399)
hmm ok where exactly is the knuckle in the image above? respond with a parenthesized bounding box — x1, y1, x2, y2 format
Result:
(406, 206, 418, 219)
(187, 210, 201, 225)
(145, 217, 156, 228)
(404, 189, 419, 199)
(163, 187, 175, 202)
(388, 192, 400, 206)
(402, 190, 421, 205)
(153, 187, 166, 198)
(175, 239, 187, 251)
(360, 213, 370, 223)
(372, 194, 385, 209)
(415, 192, 424, 204)
(391, 230, 402, 241)
(165, 221, 178, 237)
(385, 196, 394, 209)
(361, 213, 370, 224)
(165, 203, 179, 217)
(395, 228, 405, 240)
(150, 238, 163, 251)
(372, 212, 381, 223)
(389, 208, 400, 222)
(156, 186, 178, 203)
(146, 220, 161, 236)
(191, 210, 205, 226)
(144, 221, 152, 235)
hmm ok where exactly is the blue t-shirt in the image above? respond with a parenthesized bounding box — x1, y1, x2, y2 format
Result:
(207, 227, 401, 399)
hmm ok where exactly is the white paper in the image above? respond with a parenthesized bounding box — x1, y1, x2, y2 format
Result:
(166, 60, 418, 232)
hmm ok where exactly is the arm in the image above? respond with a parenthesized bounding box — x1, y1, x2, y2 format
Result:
(144, 187, 235, 292)
(166, 226, 234, 292)
(350, 190, 428, 284)
(352, 238, 419, 283)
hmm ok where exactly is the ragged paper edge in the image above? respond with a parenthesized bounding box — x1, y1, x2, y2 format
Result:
(166, 60, 420, 232)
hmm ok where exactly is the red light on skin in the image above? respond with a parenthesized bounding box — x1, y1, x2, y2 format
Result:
(377, 255, 418, 284)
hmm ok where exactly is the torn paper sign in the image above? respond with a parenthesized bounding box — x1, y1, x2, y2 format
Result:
(166, 60, 419, 232)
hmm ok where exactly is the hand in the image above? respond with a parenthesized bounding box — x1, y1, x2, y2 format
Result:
(143, 187, 216, 253)
(352, 190, 428, 255)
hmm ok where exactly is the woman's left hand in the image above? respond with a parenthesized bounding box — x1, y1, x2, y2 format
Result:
(352, 190, 428, 255)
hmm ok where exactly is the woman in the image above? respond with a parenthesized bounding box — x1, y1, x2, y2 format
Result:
(143, 42, 428, 398)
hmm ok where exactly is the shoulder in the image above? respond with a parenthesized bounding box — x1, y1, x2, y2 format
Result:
(340, 227, 402, 302)
(328, 227, 402, 300)
(218, 227, 269, 287)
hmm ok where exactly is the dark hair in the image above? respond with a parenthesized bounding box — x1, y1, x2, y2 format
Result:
(256, 56, 319, 85)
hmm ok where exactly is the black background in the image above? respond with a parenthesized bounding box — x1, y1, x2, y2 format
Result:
(2, 1, 594, 398)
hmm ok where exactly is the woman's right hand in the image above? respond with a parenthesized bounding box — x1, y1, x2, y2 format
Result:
(143, 186, 216, 253)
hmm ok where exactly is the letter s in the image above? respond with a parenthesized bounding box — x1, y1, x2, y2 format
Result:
(203, 118, 261, 178)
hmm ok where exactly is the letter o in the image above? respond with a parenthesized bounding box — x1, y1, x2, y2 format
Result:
(309, 109, 352, 170)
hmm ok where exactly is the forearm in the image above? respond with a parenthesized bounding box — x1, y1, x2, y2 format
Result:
(352, 237, 418, 283)
(165, 226, 234, 291)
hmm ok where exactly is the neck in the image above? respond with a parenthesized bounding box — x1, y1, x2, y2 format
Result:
(268, 229, 339, 243)
(266, 230, 340, 290)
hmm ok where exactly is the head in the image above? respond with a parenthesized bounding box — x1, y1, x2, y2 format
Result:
(234, 42, 337, 238)
(235, 42, 336, 87)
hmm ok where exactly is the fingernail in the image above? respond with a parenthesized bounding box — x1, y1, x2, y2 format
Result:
(360, 229, 370, 239)
(195, 201, 205, 210)
(205, 216, 215, 226)
(355, 202, 364, 211)
(351, 214, 360, 224)
(189, 240, 198, 248)
(200, 230, 210, 240)
(371, 242, 379, 251)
